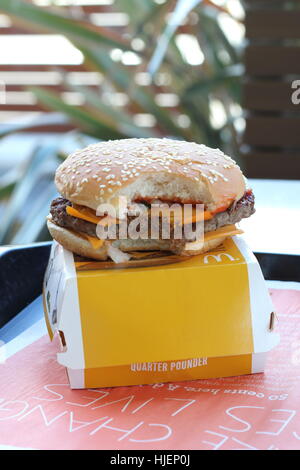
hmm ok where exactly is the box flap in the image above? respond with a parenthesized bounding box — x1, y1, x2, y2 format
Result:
(234, 237, 280, 352)
(43, 243, 85, 369)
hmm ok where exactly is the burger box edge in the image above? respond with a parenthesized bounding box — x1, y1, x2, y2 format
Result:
(43, 236, 280, 389)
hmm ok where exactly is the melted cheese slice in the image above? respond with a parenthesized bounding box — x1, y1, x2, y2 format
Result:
(85, 235, 104, 250)
(185, 225, 243, 251)
(143, 206, 212, 224)
(77, 232, 104, 250)
(80, 225, 242, 253)
(205, 224, 243, 241)
(67, 205, 115, 227)
(176, 209, 212, 224)
(67, 204, 212, 226)
(66, 205, 101, 224)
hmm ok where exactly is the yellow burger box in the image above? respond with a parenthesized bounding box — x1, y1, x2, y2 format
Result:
(43, 236, 279, 389)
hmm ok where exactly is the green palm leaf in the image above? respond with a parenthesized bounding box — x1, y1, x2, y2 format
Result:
(148, 0, 203, 75)
(69, 84, 159, 139)
(30, 87, 127, 140)
(81, 48, 188, 138)
(0, 0, 130, 51)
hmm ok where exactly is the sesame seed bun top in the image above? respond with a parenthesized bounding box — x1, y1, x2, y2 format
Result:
(55, 138, 246, 213)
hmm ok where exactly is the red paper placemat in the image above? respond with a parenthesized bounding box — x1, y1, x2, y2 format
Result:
(0, 289, 299, 450)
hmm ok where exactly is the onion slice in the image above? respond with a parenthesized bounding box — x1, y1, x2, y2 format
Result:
(107, 244, 131, 263)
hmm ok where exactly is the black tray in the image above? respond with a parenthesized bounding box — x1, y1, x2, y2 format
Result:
(0, 242, 299, 329)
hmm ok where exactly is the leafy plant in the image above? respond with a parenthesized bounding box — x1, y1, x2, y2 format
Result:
(0, 0, 243, 244)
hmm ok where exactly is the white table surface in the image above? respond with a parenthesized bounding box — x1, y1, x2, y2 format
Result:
(241, 179, 300, 255)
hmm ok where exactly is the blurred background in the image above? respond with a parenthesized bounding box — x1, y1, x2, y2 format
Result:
(0, 0, 299, 248)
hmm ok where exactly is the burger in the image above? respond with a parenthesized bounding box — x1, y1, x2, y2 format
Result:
(47, 138, 255, 263)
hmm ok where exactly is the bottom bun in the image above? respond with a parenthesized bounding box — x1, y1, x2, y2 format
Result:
(47, 219, 109, 260)
(47, 218, 226, 261)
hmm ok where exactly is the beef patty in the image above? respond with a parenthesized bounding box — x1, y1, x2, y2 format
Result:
(49, 191, 255, 243)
